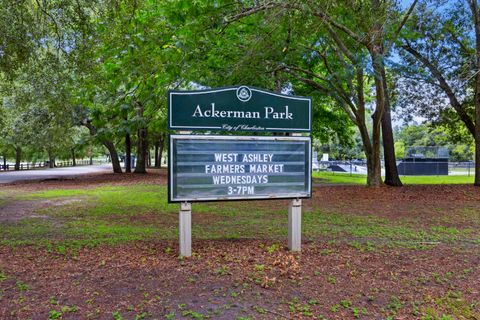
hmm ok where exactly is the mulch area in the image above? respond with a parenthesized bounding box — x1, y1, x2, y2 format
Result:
(306, 184, 480, 226)
(1, 171, 480, 318)
(0, 241, 479, 319)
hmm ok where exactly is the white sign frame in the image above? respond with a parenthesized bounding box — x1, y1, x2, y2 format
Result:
(169, 134, 312, 202)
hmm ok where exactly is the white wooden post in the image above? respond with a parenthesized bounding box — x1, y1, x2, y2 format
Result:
(179, 202, 192, 257)
(288, 198, 302, 251)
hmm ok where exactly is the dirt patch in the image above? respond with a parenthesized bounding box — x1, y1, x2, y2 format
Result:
(41, 198, 84, 207)
(0, 241, 479, 319)
(304, 185, 480, 228)
(0, 198, 84, 223)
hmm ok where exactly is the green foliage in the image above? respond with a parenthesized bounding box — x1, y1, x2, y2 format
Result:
(315, 131, 366, 160)
(0, 2, 38, 74)
(112, 311, 123, 320)
(395, 140, 406, 159)
(164, 1, 357, 143)
(0, 37, 101, 163)
(15, 280, 29, 292)
(48, 310, 62, 320)
(421, 291, 479, 319)
(395, 0, 478, 151)
(0, 270, 7, 282)
(0, 0, 476, 178)
(395, 124, 474, 161)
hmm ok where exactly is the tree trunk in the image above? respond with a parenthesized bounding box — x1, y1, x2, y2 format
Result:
(125, 132, 132, 173)
(475, 32, 480, 186)
(363, 0, 387, 187)
(158, 135, 165, 168)
(49, 153, 55, 168)
(104, 143, 122, 173)
(154, 142, 159, 168)
(82, 120, 122, 173)
(471, 0, 480, 186)
(475, 50, 480, 185)
(14, 147, 21, 171)
(71, 148, 76, 166)
(134, 126, 148, 173)
(369, 136, 383, 186)
(367, 123, 383, 187)
(104, 141, 123, 173)
(475, 131, 480, 186)
(366, 150, 382, 186)
(352, 66, 382, 186)
(369, 47, 386, 187)
(134, 101, 147, 174)
(357, 120, 382, 186)
(3, 154, 6, 170)
(380, 65, 403, 186)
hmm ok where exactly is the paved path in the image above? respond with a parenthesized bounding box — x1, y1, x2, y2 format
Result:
(0, 165, 112, 184)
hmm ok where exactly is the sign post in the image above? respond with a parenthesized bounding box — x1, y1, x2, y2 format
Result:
(168, 86, 312, 257)
(179, 202, 192, 257)
(288, 199, 302, 251)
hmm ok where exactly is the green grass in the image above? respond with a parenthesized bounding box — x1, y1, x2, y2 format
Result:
(0, 189, 14, 206)
(421, 291, 479, 320)
(1, 184, 478, 320)
(2, 185, 287, 248)
(303, 212, 478, 248)
(1, 184, 478, 250)
(313, 172, 475, 185)
(313, 172, 367, 185)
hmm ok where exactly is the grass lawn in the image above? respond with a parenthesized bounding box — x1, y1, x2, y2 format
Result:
(1, 184, 478, 249)
(313, 171, 475, 185)
(0, 176, 479, 319)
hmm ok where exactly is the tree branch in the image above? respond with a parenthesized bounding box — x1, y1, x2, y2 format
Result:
(311, 9, 365, 45)
(225, 2, 277, 24)
(282, 66, 358, 124)
(384, 0, 418, 53)
(322, 22, 359, 64)
(447, 28, 473, 56)
(322, 43, 358, 104)
(401, 42, 476, 135)
(35, 0, 63, 54)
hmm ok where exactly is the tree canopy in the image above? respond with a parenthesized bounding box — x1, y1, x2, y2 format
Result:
(1, 0, 479, 186)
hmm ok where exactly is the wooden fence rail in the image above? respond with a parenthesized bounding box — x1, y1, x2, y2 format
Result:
(0, 160, 103, 172)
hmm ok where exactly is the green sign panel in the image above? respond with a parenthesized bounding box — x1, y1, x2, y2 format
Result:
(168, 86, 311, 132)
(169, 135, 312, 202)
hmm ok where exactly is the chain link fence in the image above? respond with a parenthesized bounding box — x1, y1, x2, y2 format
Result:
(313, 145, 475, 176)
(313, 160, 476, 176)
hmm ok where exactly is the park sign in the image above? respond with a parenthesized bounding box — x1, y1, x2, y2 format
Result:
(168, 85, 312, 256)
(168, 135, 311, 202)
(168, 86, 311, 132)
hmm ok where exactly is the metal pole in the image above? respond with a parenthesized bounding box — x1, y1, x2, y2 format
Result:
(179, 202, 192, 257)
(288, 199, 302, 251)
